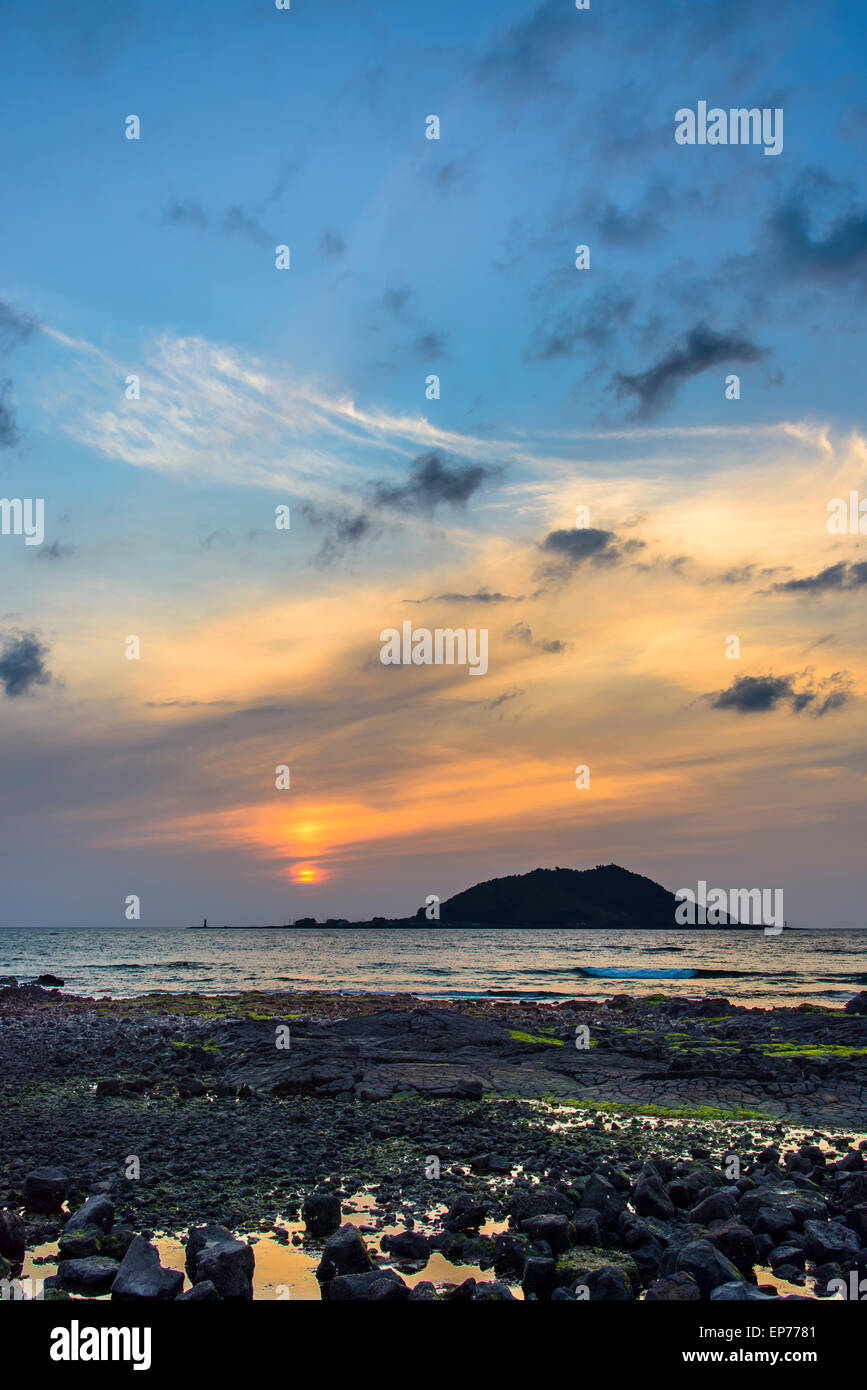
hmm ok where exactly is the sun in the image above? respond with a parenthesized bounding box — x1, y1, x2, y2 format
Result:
(290, 864, 321, 885)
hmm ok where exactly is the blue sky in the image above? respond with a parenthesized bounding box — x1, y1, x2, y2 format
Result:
(1, 0, 866, 928)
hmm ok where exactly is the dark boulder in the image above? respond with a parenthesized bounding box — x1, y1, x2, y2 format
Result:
(23, 1167, 69, 1214)
(112, 1237, 185, 1300)
(301, 1192, 342, 1238)
(315, 1224, 372, 1282)
(185, 1225, 254, 1300)
(675, 1240, 742, 1296)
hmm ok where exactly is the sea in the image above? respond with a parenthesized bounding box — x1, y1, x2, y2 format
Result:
(1, 926, 865, 1009)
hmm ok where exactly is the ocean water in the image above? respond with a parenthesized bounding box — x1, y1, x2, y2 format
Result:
(1, 927, 865, 1009)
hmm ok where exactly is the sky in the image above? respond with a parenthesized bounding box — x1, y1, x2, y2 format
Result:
(0, 0, 866, 929)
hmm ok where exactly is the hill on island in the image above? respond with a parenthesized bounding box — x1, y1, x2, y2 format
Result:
(417, 863, 735, 928)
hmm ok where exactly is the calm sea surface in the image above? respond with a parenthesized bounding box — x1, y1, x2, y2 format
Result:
(1, 927, 865, 1008)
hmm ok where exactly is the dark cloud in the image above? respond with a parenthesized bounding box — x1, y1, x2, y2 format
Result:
(0, 380, 18, 448)
(320, 228, 346, 258)
(163, 201, 209, 230)
(370, 450, 500, 516)
(382, 287, 412, 320)
(770, 193, 867, 283)
(0, 631, 52, 697)
(404, 589, 521, 605)
(505, 620, 570, 654)
(36, 540, 75, 561)
(527, 289, 637, 360)
(434, 161, 466, 191)
(162, 201, 271, 246)
(540, 527, 617, 564)
(477, 689, 524, 719)
(774, 562, 867, 594)
(221, 205, 271, 247)
(301, 504, 380, 564)
(613, 324, 768, 419)
(476, 0, 586, 96)
(716, 562, 791, 586)
(0, 299, 38, 449)
(708, 670, 852, 717)
(535, 526, 629, 587)
(414, 330, 448, 361)
(0, 299, 37, 354)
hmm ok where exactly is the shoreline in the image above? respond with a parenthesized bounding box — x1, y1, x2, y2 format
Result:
(2, 982, 866, 1301)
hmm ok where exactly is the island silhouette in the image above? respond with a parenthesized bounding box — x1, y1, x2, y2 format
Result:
(189, 863, 755, 929)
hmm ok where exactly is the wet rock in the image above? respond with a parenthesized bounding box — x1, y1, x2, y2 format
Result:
(711, 1221, 756, 1276)
(63, 1194, 114, 1235)
(494, 1232, 528, 1277)
(301, 1192, 342, 1238)
(520, 1213, 572, 1255)
(327, 1268, 404, 1300)
(634, 1174, 675, 1221)
(23, 1167, 69, 1214)
(56, 1255, 120, 1295)
(522, 1256, 556, 1299)
(185, 1225, 254, 1300)
(675, 1239, 743, 1296)
(689, 1191, 737, 1225)
(844, 992, 867, 1015)
(367, 1276, 412, 1301)
(58, 1224, 104, 1259)
(0, 1209, 26, 1262)
(802, 1219, 859, 1264)
(407, 1281, 438, 1300)
(381, 1229, 429, 1260)
(571, 1211, 602, 1246)
(100, 1225, 136, 1262)
(711, 1280, 774, 1301)
(645, 1272, 701, 1301)
(315, 1224, 372, 1282)
(177, 1280, 220, 1300)
(769, 1242, 806, 1270)
(473, 1280, 517, 1300)
(579, 1265, 635, 1301)
(36, 975, 64, 987)
(112, 1236, 185, 1300)
(579, 1173, 626, 1226)
(444, 1193, 487, 1233)
(508, 1186, 576, 1224)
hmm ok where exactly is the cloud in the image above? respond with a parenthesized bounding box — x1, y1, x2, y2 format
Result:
(36, 540, 75, 561)
(526, 289, 637, 360)
(770, 193, 867, 283)
(320, 228, 346, 258)
(505, 620, 570, 654)
(708, 670, 852, 717)
(414, 330, 448, 361)
(404, 589, 521, 605)
(370, 450, 500, 516)
(0, 631, 52, 697)
(476, 0, 584, 96)
(774, 561, 867, 594)
(0, 298, 38, 448)
(540, 526, 617, 563)
(613, 324, 768, 419)
(0, 380, 18, 448)
(0, 299, 37, 354)
(382, 286, 412, 320)
(300, 503, 380, 564)
(162, 201, 271, 246)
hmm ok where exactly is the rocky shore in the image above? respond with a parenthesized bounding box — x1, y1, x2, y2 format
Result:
(1, 981, 866, 1301)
